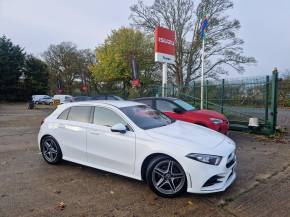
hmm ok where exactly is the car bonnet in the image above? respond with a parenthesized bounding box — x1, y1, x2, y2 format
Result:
(145, 120, 226, 150)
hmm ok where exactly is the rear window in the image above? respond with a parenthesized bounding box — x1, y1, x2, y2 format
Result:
(67, 106, 92, 123)
(58, 108, 70, 120)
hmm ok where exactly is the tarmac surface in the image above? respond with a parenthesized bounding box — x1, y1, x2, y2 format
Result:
(0, 103, 289, 217)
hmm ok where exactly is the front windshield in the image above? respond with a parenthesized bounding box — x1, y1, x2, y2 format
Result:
(174, 99, 196, 111)
(120, 105, 175, 130)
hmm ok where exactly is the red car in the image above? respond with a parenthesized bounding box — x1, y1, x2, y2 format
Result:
(134, 97, 229, 134)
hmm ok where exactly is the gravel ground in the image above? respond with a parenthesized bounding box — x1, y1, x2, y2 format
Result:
(0, 103, 289, 217)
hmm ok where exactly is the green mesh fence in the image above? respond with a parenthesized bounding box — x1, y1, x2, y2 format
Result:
(142, 72, 279, 134)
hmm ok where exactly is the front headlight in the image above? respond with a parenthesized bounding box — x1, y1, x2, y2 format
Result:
(186, 153, 222, 165)
(210, 118, 223, 124)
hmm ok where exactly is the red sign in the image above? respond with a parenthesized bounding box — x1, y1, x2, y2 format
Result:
(131, 79, 140, 88)
(81, 85, 88, 92)
(154, 26, 175, 64)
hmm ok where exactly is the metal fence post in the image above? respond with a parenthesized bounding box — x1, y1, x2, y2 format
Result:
(271, 68, 278, 133)
(220, 79, 225, 114)
(192, 81, 195, 105)
(205, 80, 208, 109)
(265, 75, 270, 124)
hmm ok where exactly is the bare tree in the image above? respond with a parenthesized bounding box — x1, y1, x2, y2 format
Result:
(130, 0, 256, 87)
(43, 42, 87, 93)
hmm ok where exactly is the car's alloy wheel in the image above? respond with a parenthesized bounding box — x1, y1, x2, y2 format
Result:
(41, 136, 62, 164)
(147, 156, 186, 197)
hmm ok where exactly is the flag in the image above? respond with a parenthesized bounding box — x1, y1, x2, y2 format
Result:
(131, 55, 139, 80)
(131, 55, 140, 87)
(200, 16, 208, 39)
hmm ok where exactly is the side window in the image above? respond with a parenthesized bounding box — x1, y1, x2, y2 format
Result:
(138, 99, 153, 107)
(67, 106, 92, 123)
(156, 100, 178, 112)
(58, 108, 70, 120)
(95, 95, 106, 100)
(107, 96, 117, 100)
(94, 107, 126, 127)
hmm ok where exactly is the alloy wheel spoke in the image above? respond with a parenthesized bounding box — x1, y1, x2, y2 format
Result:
(154, 168, 165, 177)
(44, 141, 51, 148)
(48, 151, 53, 160)
(156, 177, 165, 188)
(167, 161, 173, 173)
(171, 173, 184, 179)
(168, 179, 176, 192)
(50, 148, 57, 154)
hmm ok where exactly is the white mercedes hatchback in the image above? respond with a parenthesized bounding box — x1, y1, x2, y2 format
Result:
(38, 101, 236, 197)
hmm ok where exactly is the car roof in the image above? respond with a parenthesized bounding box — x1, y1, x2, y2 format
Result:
(134, 97, 178, 101)
(59, 100, 144, 109)
(53, 95, 72, 97)
(93, 94, 117, 96)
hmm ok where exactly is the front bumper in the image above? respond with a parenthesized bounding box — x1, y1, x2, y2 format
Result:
(184, 148, 237, 194)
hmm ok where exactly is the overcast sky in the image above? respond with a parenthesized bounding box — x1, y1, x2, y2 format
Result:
(0, 0, 289, 77)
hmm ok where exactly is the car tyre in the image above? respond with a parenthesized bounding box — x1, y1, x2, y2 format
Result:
(41, 136, 62, 164)
(146, 156, 187, 198)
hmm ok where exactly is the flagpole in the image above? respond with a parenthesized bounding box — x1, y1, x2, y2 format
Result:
(200, 36, 205, 110)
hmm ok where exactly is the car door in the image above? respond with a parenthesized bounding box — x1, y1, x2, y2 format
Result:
(86, 106, 136, 174)
(55, 106, 92, 163)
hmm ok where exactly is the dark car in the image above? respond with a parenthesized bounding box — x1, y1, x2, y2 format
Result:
(134, 97, 229, 134)
(74, 96, 91, 102)
(91, 94, 124, 101)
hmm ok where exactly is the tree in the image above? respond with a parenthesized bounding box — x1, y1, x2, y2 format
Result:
(23, 55, 49, 96)
(43, 42, 86, 94)
(78, 49, 96, 93)
(0, 35, 25, 100)
(130, 0, 256, 87)
(90, 27, 158, 95)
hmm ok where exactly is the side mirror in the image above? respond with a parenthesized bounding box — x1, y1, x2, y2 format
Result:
(173, 107, 184, 114)
(111, 123, 127, 134)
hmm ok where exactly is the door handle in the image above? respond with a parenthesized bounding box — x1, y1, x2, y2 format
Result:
(89, 131, 100, 136)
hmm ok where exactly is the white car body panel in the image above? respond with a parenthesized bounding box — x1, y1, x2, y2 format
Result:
(38, 101, 237, 194)
(86, 123, 136, 174)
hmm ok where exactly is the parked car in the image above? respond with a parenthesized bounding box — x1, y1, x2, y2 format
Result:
(134, 97, 229, 134)
(32, 95, 51, 104)
(74, 96, 91, 102)
(38, 101, 236, 197)
(52, 95, 74, 104)
(90, 94, 123, 100)
(39, 96, 53, 105)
